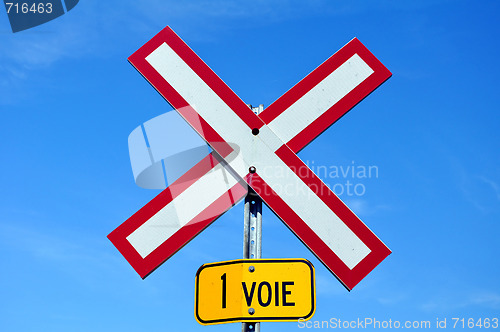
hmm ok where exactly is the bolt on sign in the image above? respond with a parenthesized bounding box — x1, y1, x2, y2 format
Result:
(195, 259, 315, 325)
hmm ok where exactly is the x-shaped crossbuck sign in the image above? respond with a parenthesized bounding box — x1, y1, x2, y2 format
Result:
(108, 26, 391, 290)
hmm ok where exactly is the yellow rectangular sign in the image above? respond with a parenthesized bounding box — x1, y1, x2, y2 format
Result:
(195, 259, 315, 325)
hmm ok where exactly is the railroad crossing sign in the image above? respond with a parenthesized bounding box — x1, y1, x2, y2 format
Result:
(195, 259, 315, 325)
(108, 26, 391, 291)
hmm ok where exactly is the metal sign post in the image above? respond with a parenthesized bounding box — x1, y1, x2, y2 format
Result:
(243, 190, 262, 261)
(242, 105, 264, 332)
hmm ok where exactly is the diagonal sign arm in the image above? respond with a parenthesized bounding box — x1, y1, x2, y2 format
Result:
(108, 152, 247, 278)
(261, 38, 392, 153)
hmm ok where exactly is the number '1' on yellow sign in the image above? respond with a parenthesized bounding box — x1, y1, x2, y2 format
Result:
(195, 259, 315, 325)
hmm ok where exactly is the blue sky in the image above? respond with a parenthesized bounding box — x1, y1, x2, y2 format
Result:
(1, 1, 499, 331)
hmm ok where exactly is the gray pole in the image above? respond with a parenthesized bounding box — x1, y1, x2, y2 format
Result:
(242, 104, 264, 332)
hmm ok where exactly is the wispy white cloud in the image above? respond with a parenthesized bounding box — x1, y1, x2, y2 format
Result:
(0, 221, 81, 261)
(0, 220, 136, 292)
(343, 198, 392, 217)
(134, 0, 329, 23)
(377, 292, 410, 306)
(0, 9, 100, 105)
(443, 154, 500, 214)
(420, 290, 500, 312)
(458, 173, 500, 214)
(469, 292, 500, 309)
(477, 176, 500, 201)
